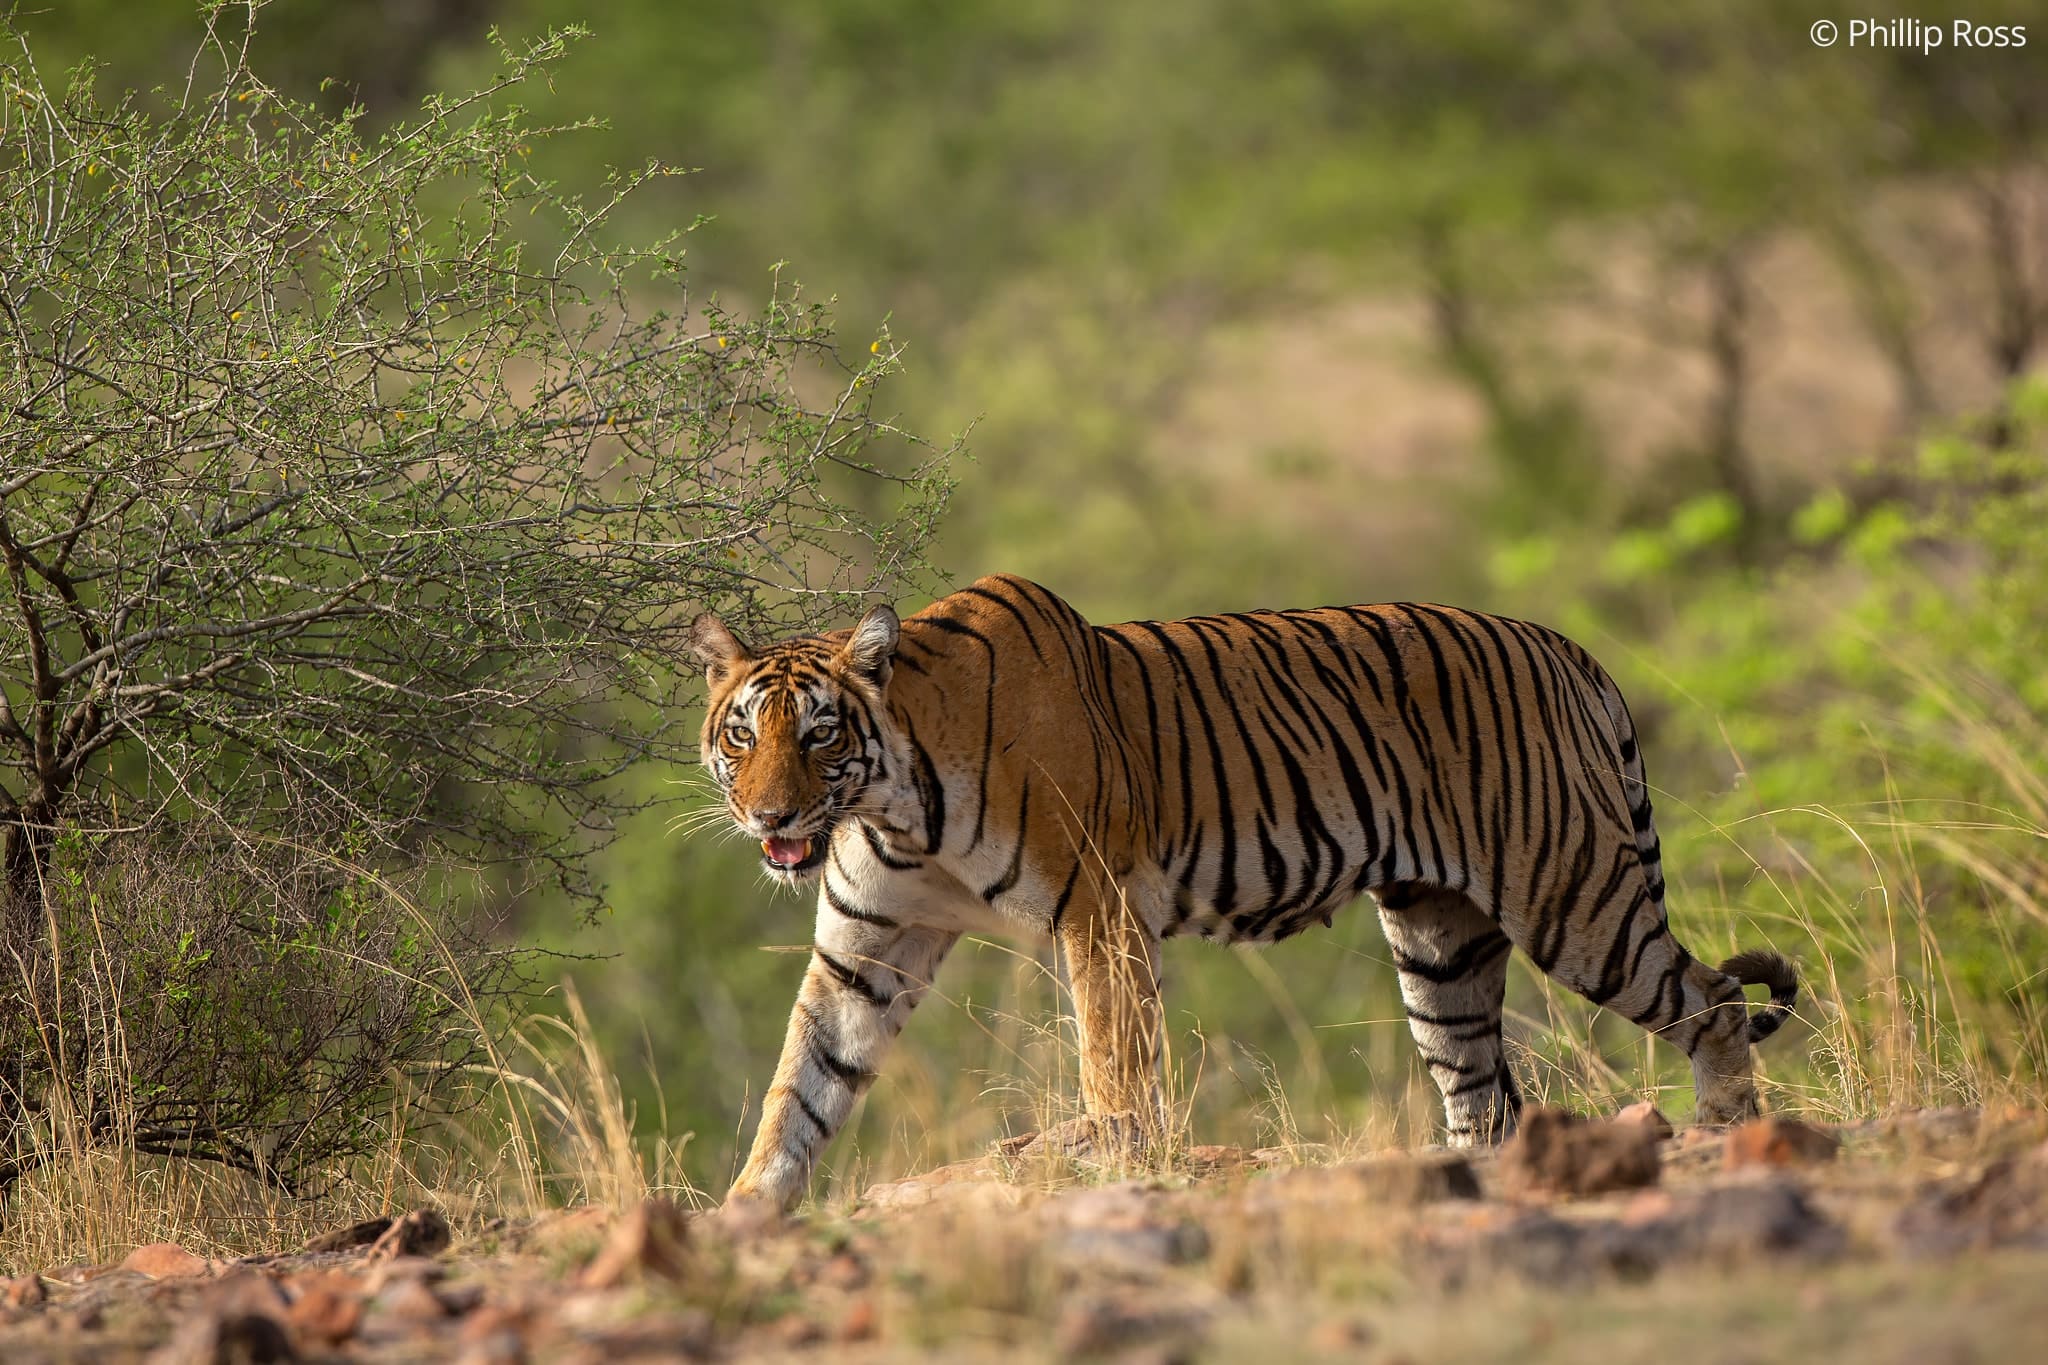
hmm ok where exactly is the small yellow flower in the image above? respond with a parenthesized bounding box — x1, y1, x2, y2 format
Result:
(347, 152, 358, 164)
(86, 162, 99, 176)
(869, 340, 882, 354)
(236, 91, 250, 103)
(716, 336, 728, 348)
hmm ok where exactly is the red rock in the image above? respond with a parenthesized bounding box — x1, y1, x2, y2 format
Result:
(285, 1281, 363, 1346)
(816, 1250, 869, 1291)
(1616, 1101, 1675, 1140)
(208, 1271, 291, 1319)
(838, 1296, 879, 1343)
(1309, 1316, 1375, 1351)
(123, 1243, 213, 1279)
(1724, 1117, 1840, 1170)
(1500, 1106, 1662, 1199)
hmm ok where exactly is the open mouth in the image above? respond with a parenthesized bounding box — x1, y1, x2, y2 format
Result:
(760, 833, 830, 877)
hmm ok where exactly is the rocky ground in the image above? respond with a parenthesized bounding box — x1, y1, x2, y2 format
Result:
(4, 1105, 2047, 1364)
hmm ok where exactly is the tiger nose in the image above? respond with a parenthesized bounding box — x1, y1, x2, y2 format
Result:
(755, 808, 796, 830)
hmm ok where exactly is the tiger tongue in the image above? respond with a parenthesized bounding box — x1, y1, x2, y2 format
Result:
(762, 837, 811, 867)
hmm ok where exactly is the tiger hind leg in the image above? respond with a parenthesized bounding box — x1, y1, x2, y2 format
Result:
(1507, 876, 1771, 1128)
(1377, 884, 1522, 1145)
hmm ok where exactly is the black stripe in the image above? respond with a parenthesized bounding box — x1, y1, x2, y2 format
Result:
(795, 1090, 832, 1137)
(823, 874, 899, 927)
(982, 777, 1030, 901)
(814, 947, 893, 1008)
(1389, 931, 1510, 984)
(959, 584, 1050, 663)
(860, 820, 922, 870)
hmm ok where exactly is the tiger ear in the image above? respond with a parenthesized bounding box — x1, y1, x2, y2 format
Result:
(688, 613, 753, 687)
(838, 603, 899, 687)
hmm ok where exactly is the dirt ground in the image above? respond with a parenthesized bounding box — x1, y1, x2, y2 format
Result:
(4, 1105, 2046, 1364)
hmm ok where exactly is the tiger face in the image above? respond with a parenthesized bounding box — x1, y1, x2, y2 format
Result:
(687, 605, 900, 883)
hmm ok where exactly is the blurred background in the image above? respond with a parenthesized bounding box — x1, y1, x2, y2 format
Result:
(16, 0, 2047, 1201)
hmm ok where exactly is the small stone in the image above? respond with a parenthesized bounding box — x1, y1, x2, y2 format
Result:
(124, 1244, 214, 1279)
(1475, 1178, 1839, 1283)
(1893, 1145, 2048, 1256)
(459, 1304, 533, 1344)
(1616, 1101, 1675, 1140)
(710, 1191, 787, 1237)
(838, 1296, 879, 1343)
(368, 1209, 452, 1260)
(816, 1250, 869, 1291)
(1251, 1143, 1337, 1167)
(455, 1332, 527, 1365)
(575, 1309, 715, 1357)
(1052, 1294, 1200, 1357)
(1183, 1144, 1254, 1175)
(208, 1271, 291, 1320)
(1309, 1316, 1375, 1351)
(147, 1309, 298, 1364)
(371, 1276, 449, 1325)
(1338, 1151, 1481, 1205)
(579, 1198, 691, 1289)
(1724, 1117, 1841, 1170)
(284, 1281, 362, 1346)
(517, 1205, 611, 1257)
(776, 1314, 826, 1348)
(436, 1282, 486, 1315)
(1500, 1106, 1661, 1199)
(1057, 1222, 1210, 1273)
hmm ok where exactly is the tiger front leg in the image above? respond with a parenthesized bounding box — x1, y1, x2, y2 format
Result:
(726, 920, 957, 1211)
(1018, 900, 1165, 1162)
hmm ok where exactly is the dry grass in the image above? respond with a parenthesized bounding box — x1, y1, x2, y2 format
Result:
(0, 858, 702, 1278)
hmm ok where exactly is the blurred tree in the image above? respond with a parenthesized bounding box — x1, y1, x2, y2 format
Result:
(0, 14, 948, 947)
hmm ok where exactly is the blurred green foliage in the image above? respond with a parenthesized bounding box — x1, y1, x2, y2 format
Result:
(12, 0, 2048, 1196)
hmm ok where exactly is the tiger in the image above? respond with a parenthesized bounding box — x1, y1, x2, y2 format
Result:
(688, 573, 1798, 1210)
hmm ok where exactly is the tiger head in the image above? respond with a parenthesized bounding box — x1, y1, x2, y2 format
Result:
(687, 604, 901, 883)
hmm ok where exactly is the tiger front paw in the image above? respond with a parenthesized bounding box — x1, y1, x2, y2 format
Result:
(996, 1110, 1151, 1164)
